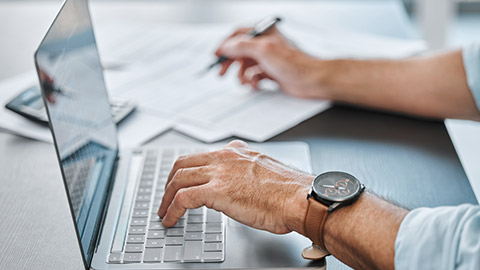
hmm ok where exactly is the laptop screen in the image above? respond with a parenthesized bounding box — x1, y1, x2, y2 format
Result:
(34, 0, 118, 265)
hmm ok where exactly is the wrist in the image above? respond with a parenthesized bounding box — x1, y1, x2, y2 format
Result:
(284, 177, 313, 236)
(305, 58, 339, 100)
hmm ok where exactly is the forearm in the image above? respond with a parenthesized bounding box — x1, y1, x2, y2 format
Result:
(319, 50, 480, 121)
(289, 189, 408, 270)
(322, 193, 408, 270)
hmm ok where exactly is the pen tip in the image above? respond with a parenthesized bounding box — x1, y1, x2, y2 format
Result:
(196, 68, 209, 78)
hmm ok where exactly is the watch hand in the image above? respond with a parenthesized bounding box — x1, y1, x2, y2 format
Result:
(322, 185, 335, 188)
(338, 187, 346, 190)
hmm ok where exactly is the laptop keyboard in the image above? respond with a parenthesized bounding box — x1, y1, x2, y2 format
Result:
(107, 148, 225, 264)
(63, 157, 96, 218)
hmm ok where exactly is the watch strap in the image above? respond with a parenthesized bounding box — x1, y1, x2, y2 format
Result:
(304, 196, 329, 250)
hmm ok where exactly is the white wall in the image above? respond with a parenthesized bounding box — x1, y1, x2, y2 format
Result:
(415, 0, 456, 50)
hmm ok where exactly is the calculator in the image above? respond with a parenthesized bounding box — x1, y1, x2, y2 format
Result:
(5, 86, 136, 126)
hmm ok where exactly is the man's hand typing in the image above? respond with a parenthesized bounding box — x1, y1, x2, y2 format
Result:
(157, 140, 313, 235)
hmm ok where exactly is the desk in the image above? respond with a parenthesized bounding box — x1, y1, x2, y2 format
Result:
(0, 1, 476, 269)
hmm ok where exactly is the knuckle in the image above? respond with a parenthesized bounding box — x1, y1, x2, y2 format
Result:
(169, 179, 178, 191)
(170, 169, 184, 188)
(173, 157, 184, 168)
(229, 139, 247, 147)
(236, 39, 250, 50)
(174, 190, 187, 206)
(209, 180, 222, 191)
(259, 39, 276, 52)
(243, 148, 259, 156)
(178, 154, 189, 162)
(173, 168, 184, 179)
(218, 148, 236, 158)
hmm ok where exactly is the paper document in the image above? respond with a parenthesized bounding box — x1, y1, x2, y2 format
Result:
(0, 20, 427, 144)
(95, 22, 426, 142)
(446, 119, 480, 201)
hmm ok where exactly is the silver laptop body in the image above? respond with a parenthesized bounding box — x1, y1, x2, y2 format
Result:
(35, 0, 321, 269)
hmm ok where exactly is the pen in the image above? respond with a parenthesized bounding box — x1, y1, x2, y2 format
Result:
(204, 16, 282, 72)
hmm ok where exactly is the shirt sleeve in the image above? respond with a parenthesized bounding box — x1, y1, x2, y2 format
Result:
(395, 204, 480, 270)
(463, 43, 480, 111)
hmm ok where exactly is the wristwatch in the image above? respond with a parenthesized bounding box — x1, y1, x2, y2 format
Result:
(304, 171, 365, 252)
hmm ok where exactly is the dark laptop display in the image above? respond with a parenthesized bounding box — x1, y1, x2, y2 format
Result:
(34, 0, 118, 265)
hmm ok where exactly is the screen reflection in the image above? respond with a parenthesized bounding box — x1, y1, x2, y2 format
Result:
(35, 0, 118, 264)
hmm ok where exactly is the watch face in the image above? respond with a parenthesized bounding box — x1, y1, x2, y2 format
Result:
(312, 172, 362, 203)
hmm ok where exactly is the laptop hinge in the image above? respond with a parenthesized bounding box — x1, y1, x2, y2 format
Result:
(92, 155, 120, 255)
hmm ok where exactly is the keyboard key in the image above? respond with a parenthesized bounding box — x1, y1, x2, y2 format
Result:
(206, 209, 222, 223)
(132, 210, 148, 218)
(204, 243, 223, 252)
(123, 253, 142, 263)
(183, 241, 202, 262)
(160, 165, 172, 171)
(203, 251, 223, 262)
(187, 207, 204, 215)
(143, 166, 156, 173)
(147, 231, 165, 239)
(185, 232, 203, 241)
(108, 253, 122, 263)
(150, 215, 162, 222)
(137, 187, 152, 194)
(146, 239, 165, 248)
(163, 246, 182, 262)
(141, 173, 155, 180)
(125, 244, 144, 253)
(166, 228, 184, 236)
(128, 226, 146, 235)
(165, 236, 183, 246)
(152, 201, 161, 208)
(143, 248, 163, 263)
(127, 235, 145, 244)
(131, 218, 147, 226)
(172, 219, 185, 228)
(139, 180, 154, 187)
(186, 223, 203, 232)
(149, 222, 166, 230)
(136, 194, 151, 202)
(134, 202, 150, 210)
(204, 233, 222, 243)
(205, 223, 222, 234)
(187, 215, 204, 224)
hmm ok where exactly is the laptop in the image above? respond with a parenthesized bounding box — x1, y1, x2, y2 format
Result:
(35, 0, 321, 269)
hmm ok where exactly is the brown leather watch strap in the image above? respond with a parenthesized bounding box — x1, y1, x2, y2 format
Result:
(304, 196, 329, 250)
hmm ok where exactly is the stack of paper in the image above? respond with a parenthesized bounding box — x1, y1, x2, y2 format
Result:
(0, 21, 427, 146)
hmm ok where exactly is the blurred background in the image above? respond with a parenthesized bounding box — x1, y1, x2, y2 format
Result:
(1, 0, 480, 80)
(1, 0, 479, 47)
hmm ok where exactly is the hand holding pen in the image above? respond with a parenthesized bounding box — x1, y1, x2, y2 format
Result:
(210, 16, 326, 99)
(203, 16, 282, 74)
